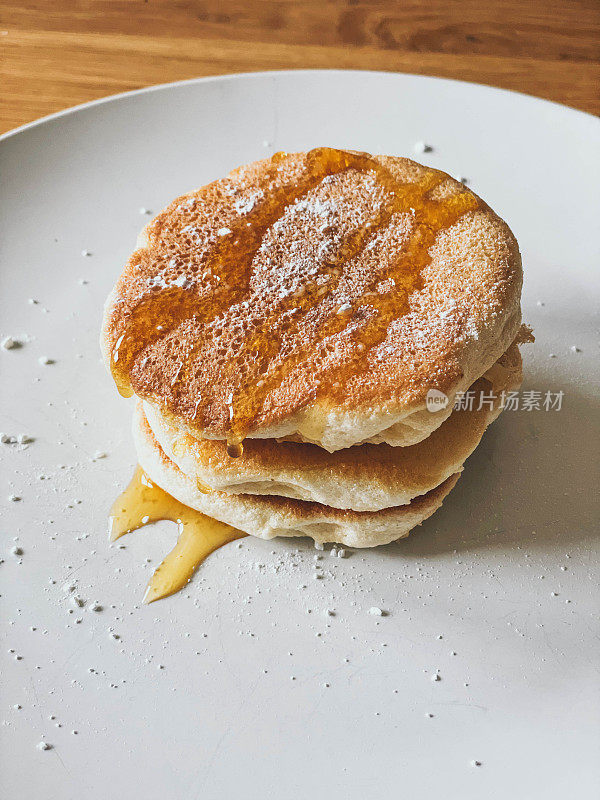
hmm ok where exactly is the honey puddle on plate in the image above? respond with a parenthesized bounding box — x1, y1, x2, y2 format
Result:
(109, 466, 246, 603)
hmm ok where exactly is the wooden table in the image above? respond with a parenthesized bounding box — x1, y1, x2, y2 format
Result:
(1, 0, 599, 133)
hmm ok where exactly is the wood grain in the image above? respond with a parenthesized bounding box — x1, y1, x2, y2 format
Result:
(1, 1, 599, 133)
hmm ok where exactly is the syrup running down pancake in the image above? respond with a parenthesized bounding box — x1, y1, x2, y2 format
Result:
(101, 148, 522, 452)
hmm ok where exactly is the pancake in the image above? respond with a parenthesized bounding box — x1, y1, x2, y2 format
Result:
(101, 148, 522, 452)
(133, 403, 460, 548)
(144, 340, 522, 512)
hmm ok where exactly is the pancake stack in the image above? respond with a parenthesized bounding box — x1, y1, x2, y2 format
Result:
(101, 148, 525, 548)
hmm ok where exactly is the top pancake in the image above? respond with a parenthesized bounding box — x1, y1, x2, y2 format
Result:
(101, 148, 522, 451)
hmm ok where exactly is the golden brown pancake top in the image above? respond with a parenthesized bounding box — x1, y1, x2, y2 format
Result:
(102, 148, 522, 445)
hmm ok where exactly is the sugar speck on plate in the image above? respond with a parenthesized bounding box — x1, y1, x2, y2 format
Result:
(81, 249, 91, 257)
(16, 434, 33, 445)
(1, 433, 15, 444)
(91, 450, 107, 461)
(1, 336, 20, 350)
(38, 356, 54, 365)
(431, 673, 441, 682)
(413, 141, 432, 154)
(368, 607, 385, 616)
(8, 494, 21, 502)
(471, 760, 482, 767)
(37, 741, 52, 751)
(139, 207, 152, 215)
(570, 345, 581, 353)
(11, 546, 23, 556)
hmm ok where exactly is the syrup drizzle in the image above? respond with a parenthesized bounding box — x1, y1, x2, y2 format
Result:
(171, 437, 214, 492)
(109, 466, 246, 602)
(109, 148, 483, 452)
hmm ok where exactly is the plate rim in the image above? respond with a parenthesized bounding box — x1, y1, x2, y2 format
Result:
(1, 67, 597, 144)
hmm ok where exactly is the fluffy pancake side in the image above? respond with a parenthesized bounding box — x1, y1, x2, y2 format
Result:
(144, 340, 522, 512)
(133, 403, 460, 549)
(102, 149, 522, 451)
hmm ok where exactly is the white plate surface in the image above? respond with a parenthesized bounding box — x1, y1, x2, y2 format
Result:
(1, 71, 599, 800)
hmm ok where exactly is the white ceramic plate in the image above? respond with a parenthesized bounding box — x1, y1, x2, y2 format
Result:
(1, 71, 598, 800)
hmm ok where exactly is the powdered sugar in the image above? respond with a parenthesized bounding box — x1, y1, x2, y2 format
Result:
(234, 191, 263, 216)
